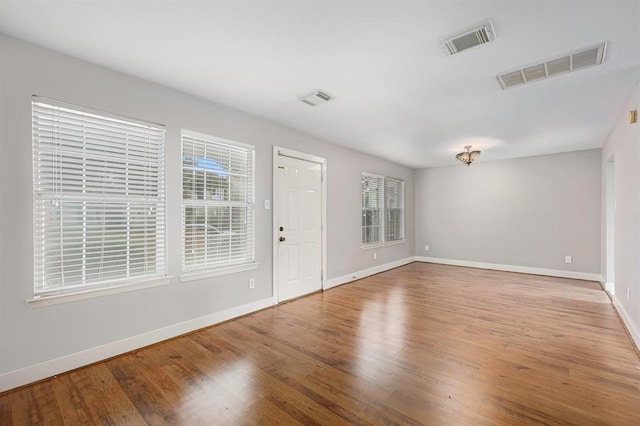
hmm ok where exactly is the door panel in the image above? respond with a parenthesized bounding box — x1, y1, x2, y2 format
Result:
(277, 155, 322, 302)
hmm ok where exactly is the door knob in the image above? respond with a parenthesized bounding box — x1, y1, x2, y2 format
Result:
(279, 236, 286, 242)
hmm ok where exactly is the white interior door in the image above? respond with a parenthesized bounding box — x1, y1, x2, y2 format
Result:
(276, 155, 322, 302)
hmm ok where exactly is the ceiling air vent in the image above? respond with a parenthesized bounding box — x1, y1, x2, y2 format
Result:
(299, 90, 334, 106)
(438, 19, 496, 56)
(497, 42, 607, 89)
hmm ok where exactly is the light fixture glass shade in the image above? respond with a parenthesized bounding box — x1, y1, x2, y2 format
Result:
(456, 146, 481, 165)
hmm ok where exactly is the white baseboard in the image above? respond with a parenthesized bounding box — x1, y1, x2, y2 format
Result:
(603, 282, 615, 294)
(415, 256, 602, 282)
(325, 256, 416, 290)
(0, 257, 615, 393)
(612, 296, 640, 353)
(0, 297, 274, 393)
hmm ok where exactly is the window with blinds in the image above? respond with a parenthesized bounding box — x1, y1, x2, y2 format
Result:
(32, 97, 166, 297)
(361, 172, 384, 246)
(385, 177, 405, 242)
(181, 131, 255, 274)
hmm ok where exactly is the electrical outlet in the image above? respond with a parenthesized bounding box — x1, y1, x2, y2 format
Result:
(565, 256, 572, 264)
(373, 252, 377, 260)
(264, 200, 270, 210)
(425, 245, 430, 252)
(249, 278, 255, 289)
(627, 288, 631, 302)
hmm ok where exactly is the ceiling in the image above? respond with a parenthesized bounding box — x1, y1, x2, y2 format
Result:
(0, 0, 639, 168)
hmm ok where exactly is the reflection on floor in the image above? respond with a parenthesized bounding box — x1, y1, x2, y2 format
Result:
(1, 262, 639, 425)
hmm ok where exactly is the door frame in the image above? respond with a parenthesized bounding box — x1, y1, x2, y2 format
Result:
(605, 154, 615, 294)
(272, 146, 327, 304)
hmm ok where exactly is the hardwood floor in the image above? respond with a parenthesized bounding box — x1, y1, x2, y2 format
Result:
(1, 262, 639, 425)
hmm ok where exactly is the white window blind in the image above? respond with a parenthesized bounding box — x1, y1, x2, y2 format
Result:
(32, 97, 166, 297)
(385, 177, 405, 242)
(361, 172, 384, 246)
(182, 131, 255, 274)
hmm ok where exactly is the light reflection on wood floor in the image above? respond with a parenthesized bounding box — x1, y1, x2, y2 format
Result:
(1, 262, 639, 425)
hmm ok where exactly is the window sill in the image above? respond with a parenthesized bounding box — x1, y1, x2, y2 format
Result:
(361, 239, 406, 250)
(361, 243, 385, 250)
(27, 276, 174, 308)
(180, 262, 259, 283)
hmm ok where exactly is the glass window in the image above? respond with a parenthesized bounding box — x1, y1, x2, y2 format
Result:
(32, 97, 166, 296)
(385, 177, 405, 242)
(361, 172, 384, 246)
(182, 131, 255, 274)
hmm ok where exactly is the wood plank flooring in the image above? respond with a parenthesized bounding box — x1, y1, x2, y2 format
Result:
(1, 262, 639, 425)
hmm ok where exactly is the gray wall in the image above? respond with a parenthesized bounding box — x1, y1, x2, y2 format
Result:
(0, 35, 414, 378)
(601, 80, 640, 344)
(415, 149, 601, 273)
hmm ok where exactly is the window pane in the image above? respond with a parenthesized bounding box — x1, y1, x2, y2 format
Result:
(184, 205, 206, 268)
(362, 209, 382, 244)
(385, 178, 405, 242)
(32, 97, 166, 296)
(182, 133, 255, 274)
(361, 173, 384, 245)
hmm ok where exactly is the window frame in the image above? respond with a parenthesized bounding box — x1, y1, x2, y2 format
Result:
(361, 171, 385, 249)
(385, 177, 406, 244)
(180, 129, 256, 280)
(361, 171, 406, 249)
(31, 96, 168, 303)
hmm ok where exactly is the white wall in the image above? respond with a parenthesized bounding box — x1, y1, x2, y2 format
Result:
(415, 149, 602, 276)
(3, 29, 635, 392)
(601, 81, 640, 348)
(0, 34, 415, 390)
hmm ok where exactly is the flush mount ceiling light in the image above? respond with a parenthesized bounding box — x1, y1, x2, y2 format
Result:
(497, 42, 607, 89)
(456, 146, 481, 166)
(438, 19, 496, 56)
(299, 90, 334, 106)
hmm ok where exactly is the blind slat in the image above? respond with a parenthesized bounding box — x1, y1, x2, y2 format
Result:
(32, 97, 166, 296)
(385, 177, 405, 242)
(361, 173, 405, 245)
(361, 172, 384, 245)
(182, 132, 255, 274)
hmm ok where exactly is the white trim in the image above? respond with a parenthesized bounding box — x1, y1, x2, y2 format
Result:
(325, 257, 416, 290)
(604, 282, 616, 294)
(272, 146, 327, 303)
(33, 95, 166, 129)
(611, 296, 640, 353)
(180, 128, 255, 150)
(1, 297, 274, 393)
(415, 257, 602, 282)
(361, 171, 385, 180)
(276, 146, 326, 164)
(27, 276, 174, 308)
(598, 280, 607, 293)
(272, 147, 279, 303)
(385, 239, 406, 247)
(361, 243, 385, 250)
(180, 263, 258, 283)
